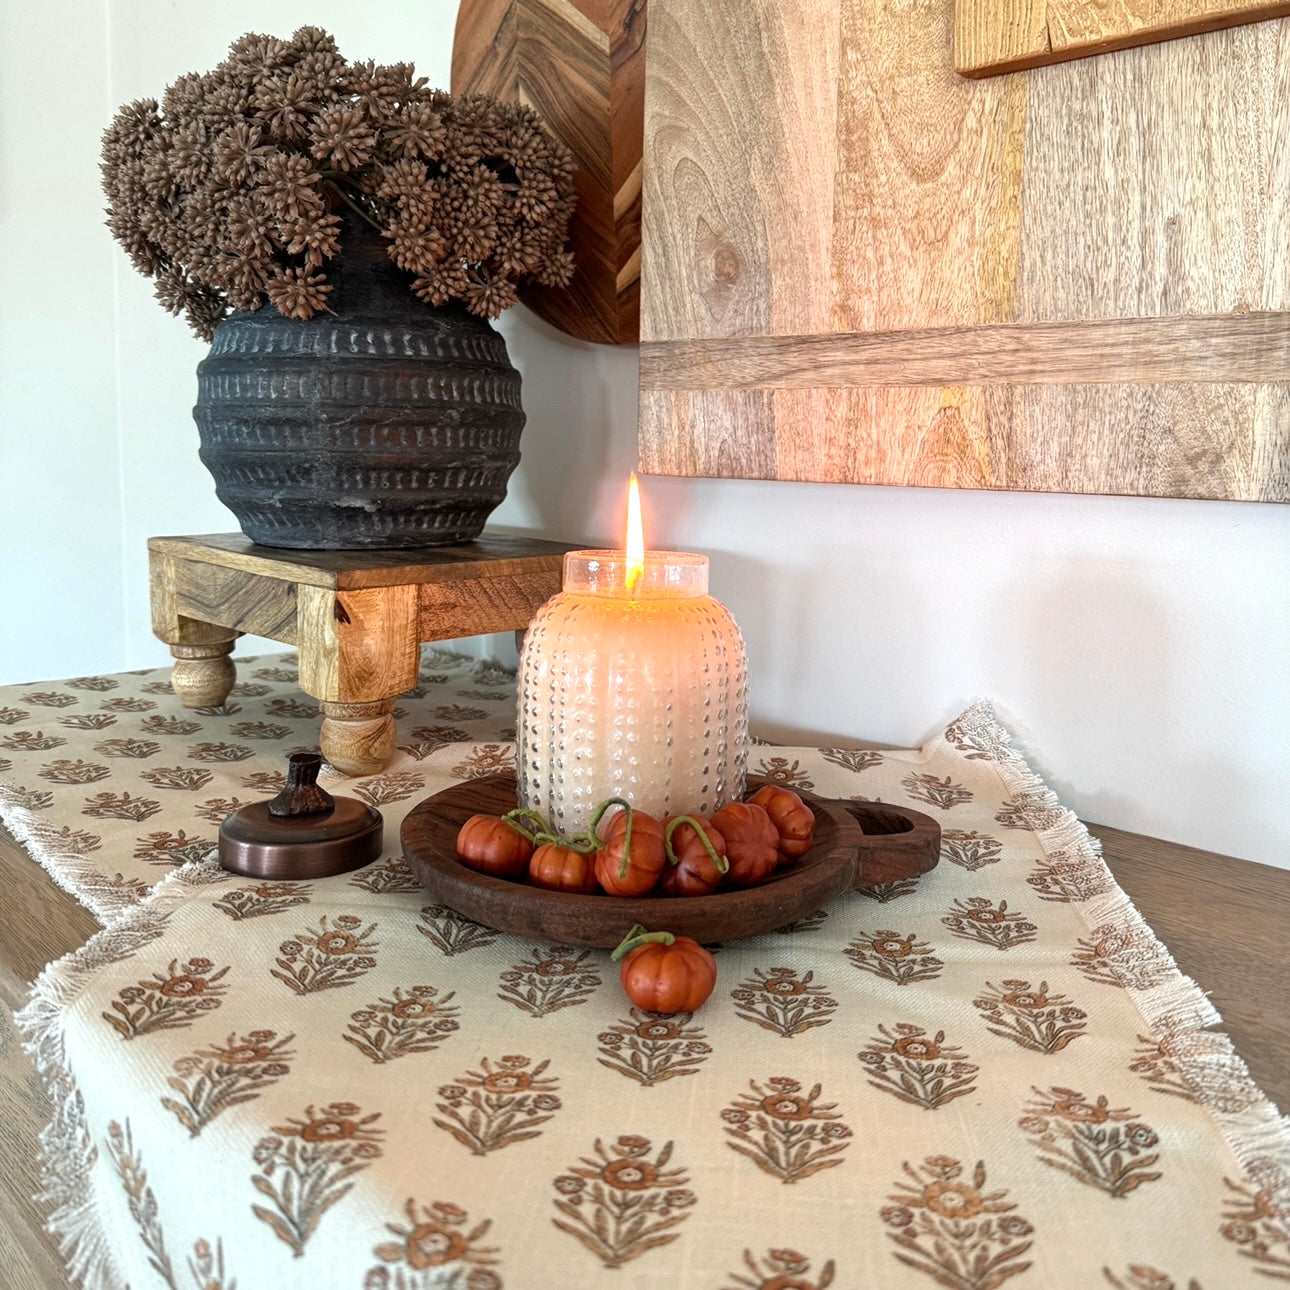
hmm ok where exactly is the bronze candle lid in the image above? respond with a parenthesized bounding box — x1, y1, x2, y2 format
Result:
(219, 752, 383, 878)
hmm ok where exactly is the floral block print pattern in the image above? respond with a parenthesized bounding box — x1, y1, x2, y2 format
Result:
(859, 1024, 979, 1110)
(252, 1102, 384, 1255)
(883, 1157, 1034, 1289)
(366, 1200, 502, 1289)
(724, 1248, 836, 1290)
(552, 1136, 694, 1267)
(6, 680, 1287, 1289)
(1020, 1087, 1162, 1197)
(163, 1029, 295, 1135)
(597, 1011, 712, 1085)
(272, 915, 379, 994)
(435, 1056, 562, 1154)
(730, 967, 837, 1037)
(723, 1077, 852, 1183)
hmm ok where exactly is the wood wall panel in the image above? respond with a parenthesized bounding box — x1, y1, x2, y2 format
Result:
(638, 0, 1290, 503)
(954, 0, 1290, 78)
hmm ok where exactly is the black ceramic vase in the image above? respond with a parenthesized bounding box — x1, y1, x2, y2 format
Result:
(193, 218, 525, 550)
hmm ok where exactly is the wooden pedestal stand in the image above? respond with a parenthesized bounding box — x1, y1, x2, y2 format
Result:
(148, 533, 574, 775)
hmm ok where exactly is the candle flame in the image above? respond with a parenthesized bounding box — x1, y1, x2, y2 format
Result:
(625, 472, 645, 593)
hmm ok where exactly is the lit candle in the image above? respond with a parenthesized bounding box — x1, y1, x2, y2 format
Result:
(517, 474, 749, 834)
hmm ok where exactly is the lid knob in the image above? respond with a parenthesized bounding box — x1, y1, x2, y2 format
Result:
(268, 752, 334, 818)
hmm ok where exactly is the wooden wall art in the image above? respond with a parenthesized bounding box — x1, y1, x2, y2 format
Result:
(955, 0, 1290, 78)
(453, 0, 646, 344)
(637, 0, 1290, 502)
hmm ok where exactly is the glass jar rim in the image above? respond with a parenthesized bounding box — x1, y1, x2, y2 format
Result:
(562, 549, 709, 598)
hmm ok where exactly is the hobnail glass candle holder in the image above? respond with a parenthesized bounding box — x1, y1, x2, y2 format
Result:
(517, 550, 749, 835)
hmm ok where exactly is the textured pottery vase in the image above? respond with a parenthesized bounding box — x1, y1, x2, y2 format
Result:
(193, 219, 525, 549)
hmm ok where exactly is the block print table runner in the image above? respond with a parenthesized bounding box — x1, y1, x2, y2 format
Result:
(4, 665, 1289, 1288)
(0, 649, 519, 920)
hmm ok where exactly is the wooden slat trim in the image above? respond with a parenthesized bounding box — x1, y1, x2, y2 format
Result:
(639, 313, 1290, 390)
(954, 0, 1290, 79)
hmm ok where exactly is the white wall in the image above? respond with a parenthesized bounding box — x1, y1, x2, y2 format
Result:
(1, 0, 1286, 868)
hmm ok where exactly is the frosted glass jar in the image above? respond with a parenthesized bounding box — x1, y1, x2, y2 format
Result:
(517, 550, 749, 835)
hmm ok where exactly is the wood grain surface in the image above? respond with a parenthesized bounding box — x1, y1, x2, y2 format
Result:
(0, 817, 1286, 1286)
(637, 0, 1290, 502)
(148, 534, 575, 590)
(453, 0, 646, 343)
(955, 0, 1290, 77)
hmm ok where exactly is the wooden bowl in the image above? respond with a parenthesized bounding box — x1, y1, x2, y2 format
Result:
(401, 774, 940, 948)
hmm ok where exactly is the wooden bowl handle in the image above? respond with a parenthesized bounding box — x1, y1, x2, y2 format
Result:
(843, 801, 942, 888)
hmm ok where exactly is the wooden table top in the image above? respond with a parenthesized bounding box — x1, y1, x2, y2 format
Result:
(1, 820, 1286, 1287)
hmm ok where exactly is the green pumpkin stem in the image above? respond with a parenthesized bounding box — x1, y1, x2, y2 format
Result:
(500, 807, 553, 843)
(664, 815, 729, 874)
(610, 922, 676, 961)
(588, 797, 634, 879)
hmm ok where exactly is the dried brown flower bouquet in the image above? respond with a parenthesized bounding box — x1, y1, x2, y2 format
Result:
(100, 26, 576, 340)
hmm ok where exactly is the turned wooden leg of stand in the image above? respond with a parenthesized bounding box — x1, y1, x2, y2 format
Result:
(169, 640, 237, 709)
(319, 699, 398, 776)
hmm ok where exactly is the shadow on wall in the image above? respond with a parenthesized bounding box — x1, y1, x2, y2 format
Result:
(496, 308, 640, 544)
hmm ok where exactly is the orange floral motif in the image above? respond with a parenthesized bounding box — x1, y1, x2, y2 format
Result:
(994, 790, 1064, 831)
(859, 1023, 978, 1110)
(883, 1156, 1033, 1289)
(1027, 847, 1113, 902)
(102, 957, 230, 1039)
(902, 772, 973, 810)
(352, 770, 427, 807)
(820, 746, 884, 774)
(1020, 1087, 1161, 1197)
(940, 829, 1004, 871)
(731, 967, 837, 1037)
(450, 743, 516, 780)
(0, 729, 66, 751)
(552, 1136, 693, 1267)
(942, 897, 1038, 950)
(132, 829, 215, 866)
(597, 1008, 712, 1086)
(38, 758, 111, 784)
(724, 1247, 836, 1290)
(252, 1102, 384, 1255)
(271, 914, 379, 994)
(1128, 1033, 1201, 1103)
(213, 880, 312, 920)
(845, 930, 943, 984)
(723, 1077, 852, 1183)
(1219, 1165, 1290, 1278)
(163, 1029, 295, 1135)
(419, 903, 502, 955)
(368, 1199, 502, 1286)
(1071, 920, 1173, 990)
(973, 979, 1087, 1053)
(345, 985, 460, 1063)
(139, 765, 215, 791)
(80, 791, 162, 821)
(434, 1056, 562, 1154)
(498, 946, 600, 1017)
(750, 756, 815, 790)
(350, 857, 423, 894)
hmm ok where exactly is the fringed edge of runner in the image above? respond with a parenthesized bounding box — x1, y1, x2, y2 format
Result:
(944, 700, 1290, 1184)
(12, 857, 220, 1290)
(0, 799, 141, 925)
